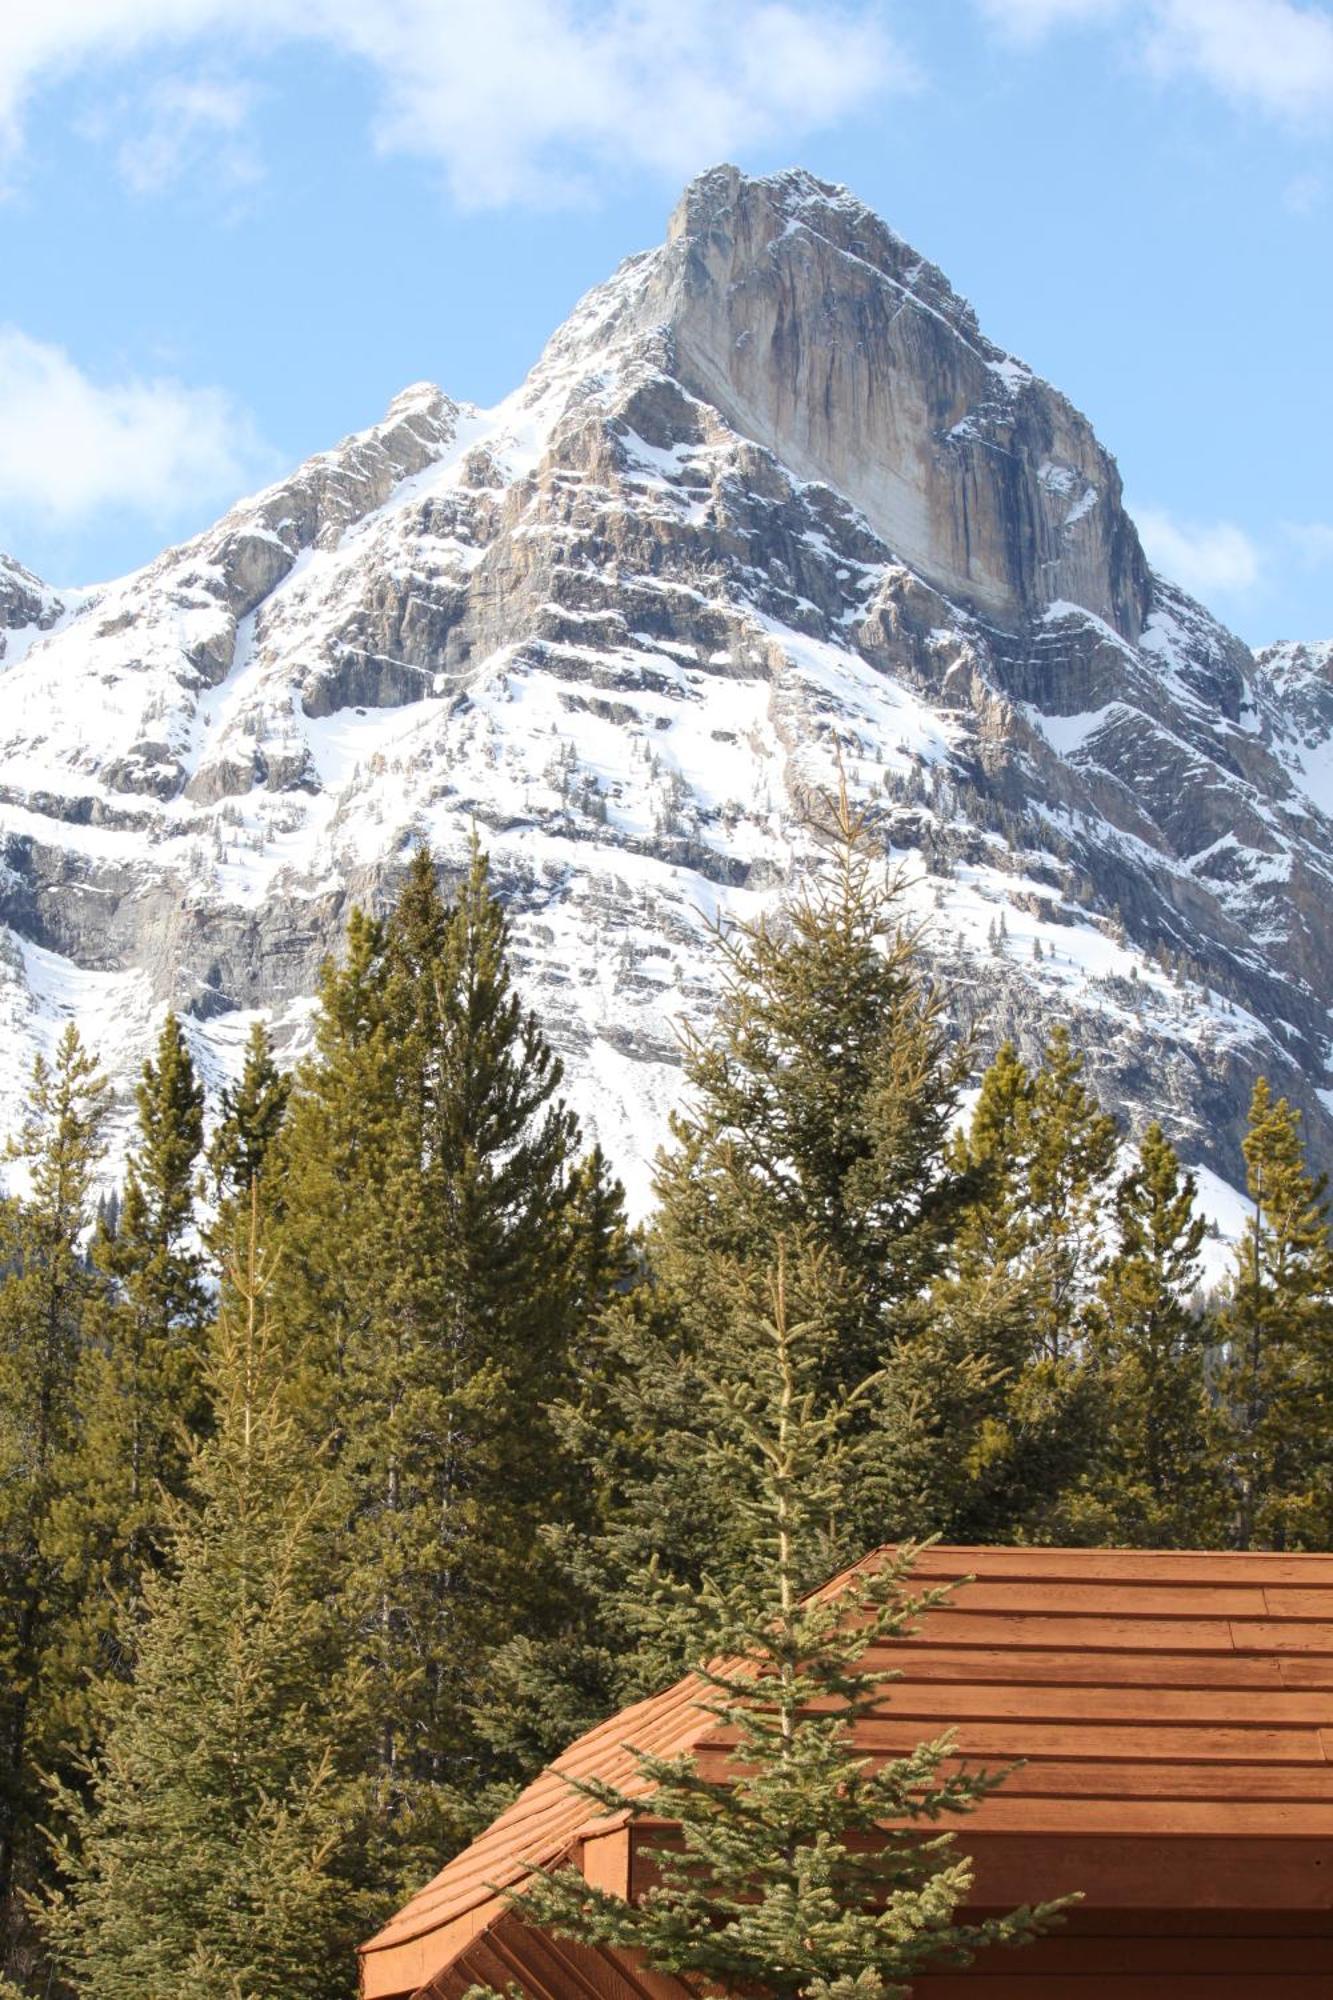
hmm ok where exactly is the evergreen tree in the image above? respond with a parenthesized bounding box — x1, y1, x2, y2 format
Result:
(558, 802, 947, 1692)
(566, 790, 1165, 1715)
(1080, 1123, 1217, 1546)
(941, 1032, 1119, 1541)
(275, 840, 615, 1880)
(503, 1247, 1069, 2000)
(1217, 1079, 1333, 1550)
(207, 1019, 289, 1209)
(962, 1026, 1118, 1368)
(59, 1012, 207, 1671)
(653, 786, 973, 1385)
(40, 1190, 371, 2000)
(0, 1030, 107, 1985)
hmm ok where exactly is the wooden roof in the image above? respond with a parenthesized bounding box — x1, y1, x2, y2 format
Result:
(359, 1544, 1333, 2000)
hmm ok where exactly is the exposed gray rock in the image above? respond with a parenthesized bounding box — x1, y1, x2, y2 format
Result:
(0, 168, 1326, 1216)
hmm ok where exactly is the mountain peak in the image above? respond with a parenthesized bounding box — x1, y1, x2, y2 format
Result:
(0, 166, 1325, 1214)
(601, 164, 1150, 639)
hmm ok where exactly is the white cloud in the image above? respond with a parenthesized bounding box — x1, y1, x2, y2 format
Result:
(0, 1, 909, 208)
(115, 75, 260, 197)
(976, 0, 1333, 122)
(0, 328, 268, 525)
(974, 0, 1128, 40)
(1134, 507, 1263, 596)
(1146, 0, 1333, 121)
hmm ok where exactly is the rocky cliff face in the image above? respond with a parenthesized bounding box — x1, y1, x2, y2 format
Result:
(0, 554, 64, 661)
(638, 167, 1152, 638)
(0, 166, 1327, 1210)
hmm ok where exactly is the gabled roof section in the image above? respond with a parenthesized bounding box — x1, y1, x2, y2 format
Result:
(360, 1544, 1333, 2000)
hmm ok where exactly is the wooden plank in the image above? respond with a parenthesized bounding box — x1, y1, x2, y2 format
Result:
(852, 1685, 1333, 1726)
(940, 1759, 1333, 1801)
(961, 1831, 1333, 1909)
(939, 1582, 1269, 1617)
(579, 1828, 630, 1898)
(902, 1613, 1239, 1652)
(846, 1718, 1328, 1763)
(1266, 1588, 1333, 1617)
(1231, 1621, 1333, 1654)
(960, 1933, 1333, 1974)
(912, 1978, 1329, 1997)
(692, 1747, 1333, 1800)
(859, 1646, 1285, 1689)
(908, 1547, 1333, 1585)
(946, 1797, 1333, 1836)
(1281, 1658, 1333, 1689)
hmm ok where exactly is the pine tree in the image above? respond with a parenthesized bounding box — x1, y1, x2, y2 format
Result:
(40, 1192, 372, 2000)
(1217, 1080, 1333, 1550)
(207, 1019, 289, 1208)
(275, 840, 615, 1879)
(0, 1030, 107, 1986)
(1018, 1026, 1120, 1366)
(561, 795, 1126, 1710)
(940, 1032, 1119, 1543)
(653, 787, 973, 1380)
(502, 1247, 1069, 2000)
(1079, 1123, 1217, 1546)
(59, 1012, 208, 1675)
(565, 789, 998, 1697)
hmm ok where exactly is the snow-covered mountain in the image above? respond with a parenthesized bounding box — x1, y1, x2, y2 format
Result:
(1, 164, 1329, 1212)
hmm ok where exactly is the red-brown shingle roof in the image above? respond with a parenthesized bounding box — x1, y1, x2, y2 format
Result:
(360, 1544, 1333, 2000)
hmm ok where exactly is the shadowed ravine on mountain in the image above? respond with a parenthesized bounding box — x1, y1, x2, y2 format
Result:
(0, 164, 1328, 1207)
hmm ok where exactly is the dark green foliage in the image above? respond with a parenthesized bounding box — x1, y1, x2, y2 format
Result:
(941, 1033, 1119, 1542)
(60, 1013, 208, 1660)
(40, 1195, 372, 2000)
(0, 1031, 107, 1986)
(503, 1248, 1069, 2000)
(653, 788, 974, 1381)
(275, 839, 621, 1884)
(565, 793, 1000, 1700)
(3, 815, 1331, 2000)
(207, 1019, 290, 1207)
(1216, 1079, 1333, 1549)
(1078, 1123, 1218, 1546)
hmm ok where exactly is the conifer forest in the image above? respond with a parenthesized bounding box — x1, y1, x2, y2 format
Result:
(2, 802, 1331, 1999)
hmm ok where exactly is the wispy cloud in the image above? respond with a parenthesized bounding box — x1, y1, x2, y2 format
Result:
(976, 0, 1333, 123)
(0, 1, 911, 209)
(0, 328, 269, 526)
(1134, 507, 1263, 597)
(115, 75, 260, 198)
(974, 0, 1127, 39)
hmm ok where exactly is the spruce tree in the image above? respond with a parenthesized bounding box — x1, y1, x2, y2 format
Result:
(566, 798, 1076, 1701)
(503, 1247, 1069, 2000)
(941, 1033, 1118, 1541)
(964, 1026, 1118, 1369)
(0, 1030, 107, 1985)
(40, 1192, 372, 2000)
(560, 796, 1112, 1704)
(653, 785, 973, 1384)
(1217, 1079, 1333, 1550)
(1080, 1123, 1217, 1546)
(207, 1019, 289, 1208)
(275, 839, 615, 1879)
(60, 1012, 208, 1675)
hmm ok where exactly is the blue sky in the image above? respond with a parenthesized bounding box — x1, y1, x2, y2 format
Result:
(1, 0, 1330, 647)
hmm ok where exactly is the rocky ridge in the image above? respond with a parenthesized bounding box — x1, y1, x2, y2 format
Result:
(0, 165, 1328, 1214)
